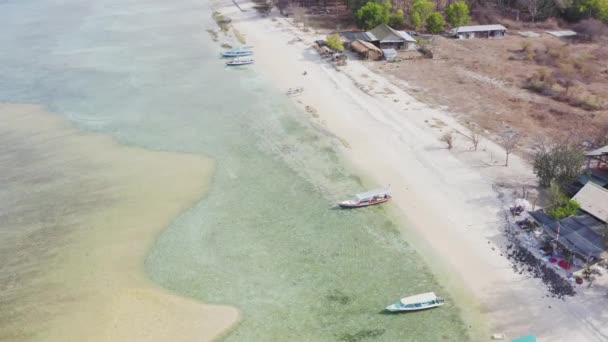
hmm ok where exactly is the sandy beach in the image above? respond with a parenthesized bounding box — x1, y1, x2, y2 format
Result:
(216, 3, 608, 340)
(0, 104, 239, 341)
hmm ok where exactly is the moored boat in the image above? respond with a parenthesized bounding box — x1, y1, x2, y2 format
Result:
(385, 292, 445, 312)
(338, 186, 391, 208)
(221, 47, 254, 57)
(226, 57, 254, 66)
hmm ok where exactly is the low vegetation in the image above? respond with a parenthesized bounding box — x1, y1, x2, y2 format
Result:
(519, 40, 607, 112)
(440, 131, 454, 149)
(547, 199, 581, 220)
(327, 33, 345, 51)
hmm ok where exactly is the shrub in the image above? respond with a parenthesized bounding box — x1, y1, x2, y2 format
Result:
(533, 141, 585, 188)
(355, 1, 390, 30)
(547, 199, 580, 220)
(573, 18, 608, 41)
(326, 33, 345, 51)
(426, 12, 445, 33)
(410, 11, 422, 30)
(445, 1, 470, 27)
(524, 69, 555, 95)
(388, 9, 406, 29)
(440, 131, 454, 149)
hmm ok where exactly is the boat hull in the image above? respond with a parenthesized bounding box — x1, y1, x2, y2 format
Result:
(385, 302, 444, 312)
(222, 52, 253, 57)
(226, 61, 254, 66)
(338, 197, 391, 208)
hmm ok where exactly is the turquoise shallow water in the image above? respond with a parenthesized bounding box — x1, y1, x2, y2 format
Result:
(0, 0, 468, 340)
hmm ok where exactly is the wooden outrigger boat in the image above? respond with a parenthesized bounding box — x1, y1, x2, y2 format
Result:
(338, 186, 391, 208)
(226, 57, 254, 66)
(385, 292, 445, 312)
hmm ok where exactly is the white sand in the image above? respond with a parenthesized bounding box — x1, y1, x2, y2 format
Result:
(218, 3, 608, 340)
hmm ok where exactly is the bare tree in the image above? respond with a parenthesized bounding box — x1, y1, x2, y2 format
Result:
(518, 0, 556, 22)
(440, 132, 454, 149)
(499, 129, 521, 166)
(467, 127, 481, 151)
(292, 5, 308, 30)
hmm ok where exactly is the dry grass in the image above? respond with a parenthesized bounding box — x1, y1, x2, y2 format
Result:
(373, 33, 608, 155)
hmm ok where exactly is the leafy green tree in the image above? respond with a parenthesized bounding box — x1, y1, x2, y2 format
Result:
(445, 1, 470, 26)
(411, 0, 435, 24)
(388, 9, 406, 29)
(425, 12, 445, 33)
(578, 0, 608, 22)
(410, 11, 422, 30)
(532, 140, 585, 188)
(355, 1, 391, 30)
(326, 33, 345, 51)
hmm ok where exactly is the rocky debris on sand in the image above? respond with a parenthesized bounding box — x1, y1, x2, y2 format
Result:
(505, 242, 575, 299)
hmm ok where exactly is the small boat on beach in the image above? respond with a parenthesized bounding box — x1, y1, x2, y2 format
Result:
(338, 186, 391, 208)
(221, 46, 254, 57)
(226, 57, 254, 66)
(286, 87, 304, 95)
(385, 292, 445, 312)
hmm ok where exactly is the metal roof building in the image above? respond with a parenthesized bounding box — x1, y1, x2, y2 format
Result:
(364, 24, 416, 50)
(451, 24, 507, 39)
(573, 182, 608, 221)
(529, 210, 607, 258)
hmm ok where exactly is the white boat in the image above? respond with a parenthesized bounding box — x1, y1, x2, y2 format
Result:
(226, 57, 254, 66)
(221, 46, 253, 57)
(286, 87, 304, 95)
(338, 186, 391, 208)
(385, 292, 445, 312)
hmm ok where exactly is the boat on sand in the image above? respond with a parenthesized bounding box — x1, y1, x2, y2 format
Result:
(385, 292, 445, 312)
(338, 186, 391, 208)
(226, 57, 254, 66)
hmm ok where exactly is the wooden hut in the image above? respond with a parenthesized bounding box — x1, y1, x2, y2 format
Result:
(350, 39, 383, 60)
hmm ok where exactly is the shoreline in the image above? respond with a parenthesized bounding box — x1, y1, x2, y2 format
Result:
(217, 3, 608, 340)
(0, 103, 240, 341)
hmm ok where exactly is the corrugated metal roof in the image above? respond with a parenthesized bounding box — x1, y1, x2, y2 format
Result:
(573, 182, 608, 221)
(542, 214, 606, 258)
(586, 145, 608, 156)
(339, 31, 369, 42)
(365, 24, 416, 43)
(455, 24, 507, 33)
(545, 30, 577, 37)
